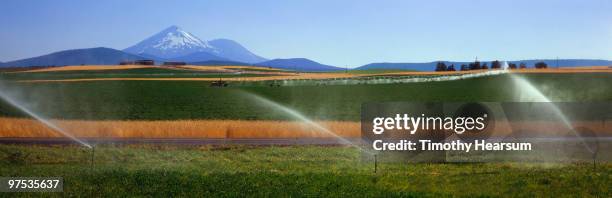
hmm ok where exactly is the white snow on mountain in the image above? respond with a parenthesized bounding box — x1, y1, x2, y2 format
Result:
(124, 25, 267, 63)
(124, 25, 217, 59)
(152, 28, 211, 50)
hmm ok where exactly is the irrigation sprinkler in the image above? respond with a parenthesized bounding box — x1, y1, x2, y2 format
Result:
(90, 145, 96, 171)
(374, 154, 378, 174)
(592, 153, 596, 170)
(0, 89, 92, 149)
(87, 145, 99, 197)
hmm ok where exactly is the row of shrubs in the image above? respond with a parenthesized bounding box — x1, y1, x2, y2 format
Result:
(435, 60, 548, 71)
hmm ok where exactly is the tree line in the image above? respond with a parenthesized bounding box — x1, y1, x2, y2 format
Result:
(435, 60, 548, 71)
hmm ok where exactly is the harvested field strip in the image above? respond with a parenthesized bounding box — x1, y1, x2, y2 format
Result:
(9, 65, 612, 76)
(179, 65, 284, 72)
(11, 65, 156, 73)
(1, 118, 609, 139)
(12, 65, 284, 74)
(510, 68, 612, 73)
(373, 67, 612, 76)
(16, 73, 362, 83)
(13, 67, 612, 83)
(0, 118, 360, 138)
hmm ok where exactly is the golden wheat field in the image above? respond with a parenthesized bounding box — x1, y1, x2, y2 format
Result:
(178, 65, 284, 71)
(13, 65, 284, 74)
(1, 117, 609, 139)
(0, 118, 360, 138)
(370, 66, 612, 76)
(12, 65, 611, 84)
(17, 73, 364, 83)
(11, 65, 156, 73)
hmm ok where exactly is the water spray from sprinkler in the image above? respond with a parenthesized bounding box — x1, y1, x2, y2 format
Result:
(508, 74, 598, 164)
(239, 91, 374, 156)
(277, 69, 510, 87)
(0, 90, 92, 149)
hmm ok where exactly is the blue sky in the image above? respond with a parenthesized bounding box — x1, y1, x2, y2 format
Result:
(1, 0, 611, 67)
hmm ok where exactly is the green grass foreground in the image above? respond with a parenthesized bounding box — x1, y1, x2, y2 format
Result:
(0, 144, 609, 197)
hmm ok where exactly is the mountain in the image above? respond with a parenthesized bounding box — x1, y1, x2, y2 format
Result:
(124, 25, 215, 59)
(356, 59, 612, 71)
(1, 47, 146, 67)
(256, 58, 343, 71)
(124, 25, 267, 63)
(208, 39, 267, 63)
(136, 53, 166, 62)
(171, 52, 228, 62)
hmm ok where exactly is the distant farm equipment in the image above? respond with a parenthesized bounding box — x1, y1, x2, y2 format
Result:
(269, 81, 282, 87)
(210, 79, 229, 87)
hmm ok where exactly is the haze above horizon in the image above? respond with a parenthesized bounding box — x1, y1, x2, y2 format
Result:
(1, 0, 611, 67)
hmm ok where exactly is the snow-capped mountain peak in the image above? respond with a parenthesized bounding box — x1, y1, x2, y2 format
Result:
(152, 26, 212, 50)
(124, 25, 267, 63)
(124, 25, 216, 59)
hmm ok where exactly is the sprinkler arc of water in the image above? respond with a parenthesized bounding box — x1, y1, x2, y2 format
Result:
(239, 91, 374, 154)
(0, 90, 92, 149)
(279, 69, 510, 86)
(241, 70, 517, 156)
(508, 74, 595, 154)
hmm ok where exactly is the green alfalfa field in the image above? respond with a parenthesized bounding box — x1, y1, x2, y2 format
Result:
(0, 72, 611, 120)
